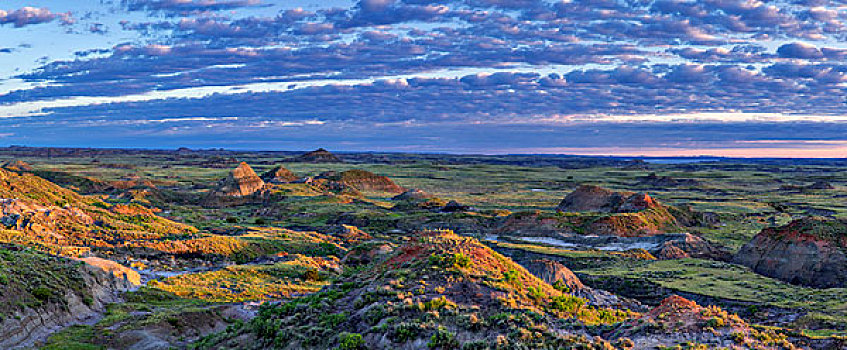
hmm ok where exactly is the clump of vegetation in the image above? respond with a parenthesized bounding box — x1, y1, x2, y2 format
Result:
(428, 327, 459, 349)
(337, 332, 365, 350)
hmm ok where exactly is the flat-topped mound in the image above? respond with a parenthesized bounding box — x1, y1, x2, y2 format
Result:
(261, 164, 298, 184)
(557, 184, 660, 213)
(214, 162, 265, 197)
(316, 169, 405, 194)
(291, 148, 342, 163)
(734, 216, 847, 288)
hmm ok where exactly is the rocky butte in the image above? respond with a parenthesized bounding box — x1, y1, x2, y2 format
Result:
(213, 162, 266, 197)
(261, 164, 298, 184)
(291, 148, 343, 163)
(734, 216, 847, 288)
(556, 184, 661, 213)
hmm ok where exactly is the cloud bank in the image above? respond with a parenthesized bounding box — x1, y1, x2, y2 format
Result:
(1, 0, 846, 155)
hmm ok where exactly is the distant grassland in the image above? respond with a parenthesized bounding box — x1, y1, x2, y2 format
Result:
(6, 154, 847, 252)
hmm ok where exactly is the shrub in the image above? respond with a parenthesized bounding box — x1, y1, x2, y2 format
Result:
(338, 333, 365, 350)
(32, 286, 53, 301)
(364, 304, 385, 325)
(421, 296, 456, 311)
(428, 327, 459, 349)
(548, 295, 586, 314)
(502, 270, 520, 286)
(452, 253, 470, 268)
(321, 312, 348, 328)
(392, 322, 420, 343)
(429, 253, 471, 269)
(302, 269, 323, 282)
(225, 217, 238, 224)
(526, 286, 546, 302)
(552, 280, 570, 293)
(705, 317, 726, 328)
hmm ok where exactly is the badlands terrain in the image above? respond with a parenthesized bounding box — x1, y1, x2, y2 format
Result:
(0, 146, 845, 349)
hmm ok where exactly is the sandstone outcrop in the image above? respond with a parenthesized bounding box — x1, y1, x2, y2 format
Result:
(261, 165, 298, 184)
(213, 162, 265, 197)
(654, 233, 732, 261)
(734, 217, 847, 288)
(557, 184, 660, 213)
(522, 259, 584, 291)
(315, 169, 405, 194)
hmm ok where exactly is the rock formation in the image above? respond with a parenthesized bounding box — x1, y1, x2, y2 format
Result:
(522, 259, 585, 291)
(654, 233, 732, 261)
(734, 217, 847, 288)
(557, 184, 659, 213)
(315, 169, 405, 194)
(291, 148, 342, 163)
(261, 165, 298, 184)
(214, 162, 265, 197)
(391, 189, 450, 211)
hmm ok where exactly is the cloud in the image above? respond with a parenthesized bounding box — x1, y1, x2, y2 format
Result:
(0, 7, 71, 28)
(777, 42, 847, 60)
(121, 0, 267, 15)
(3, 0, 847, 153)
(777, 42, 823, 58)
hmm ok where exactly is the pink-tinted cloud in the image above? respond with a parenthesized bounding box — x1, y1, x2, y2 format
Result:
(0, 7, 71, 28)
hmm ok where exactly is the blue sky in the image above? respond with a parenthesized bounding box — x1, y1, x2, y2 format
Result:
(0, 0, 846, 157)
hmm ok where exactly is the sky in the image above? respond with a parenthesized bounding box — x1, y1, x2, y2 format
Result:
(0, 0, 846, 157)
